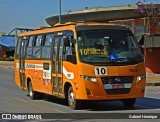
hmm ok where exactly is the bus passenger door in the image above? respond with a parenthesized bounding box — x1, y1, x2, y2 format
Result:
(52, 37, 64, 96)
(19, 39, 27, 90)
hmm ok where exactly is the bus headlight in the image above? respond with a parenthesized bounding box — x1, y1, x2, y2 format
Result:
(136, 74, 146, 83)
(80, 75, 98, 84)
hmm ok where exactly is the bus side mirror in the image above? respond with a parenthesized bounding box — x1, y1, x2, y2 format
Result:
(140, 47, 144, 55)
(63, 36, 70, 46)
(139, 35, 144, 46)
(70, 39, 76, 44)
(63, 36, 76, 46)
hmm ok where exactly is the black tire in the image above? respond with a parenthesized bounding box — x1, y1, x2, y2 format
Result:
(122, 98, 136, 107)
(68, 86, 81, 110)
(28, 82, 38, 100)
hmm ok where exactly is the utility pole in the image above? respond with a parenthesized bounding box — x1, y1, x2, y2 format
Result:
(59, 0, 61, 24)
(15, 28, 18, 43)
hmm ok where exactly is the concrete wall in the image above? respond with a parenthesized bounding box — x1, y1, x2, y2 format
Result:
(145, 47, 160, 74)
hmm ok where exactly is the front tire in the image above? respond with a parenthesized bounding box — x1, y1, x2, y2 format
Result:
(122, 98, 136, 107)
(68, 86, 81, 110)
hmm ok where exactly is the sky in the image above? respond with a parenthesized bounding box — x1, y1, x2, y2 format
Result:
(0, 0, 159, 33)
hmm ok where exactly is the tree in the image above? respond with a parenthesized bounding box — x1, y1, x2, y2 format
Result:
(129, 1, 160, 62)
(135, 0, 160, 35)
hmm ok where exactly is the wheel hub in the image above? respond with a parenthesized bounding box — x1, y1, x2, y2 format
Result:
(69, 92, 74, 105)
(29, 85, 33, 97)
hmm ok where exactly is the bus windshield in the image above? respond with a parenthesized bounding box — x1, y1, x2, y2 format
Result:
(77, 28, 144, 66)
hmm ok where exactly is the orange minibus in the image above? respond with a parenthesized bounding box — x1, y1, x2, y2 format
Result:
(15, 22, 146, 109)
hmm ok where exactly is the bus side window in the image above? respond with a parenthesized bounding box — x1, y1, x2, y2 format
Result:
(42, 34, 53, 59)
(33, 35, 42, 59)
(36, 35, 42, 46)
(63, 36, 76, 64)
(26, 36, 34, 59)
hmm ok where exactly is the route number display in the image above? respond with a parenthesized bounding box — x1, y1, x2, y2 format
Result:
(95, 67, 107, 75)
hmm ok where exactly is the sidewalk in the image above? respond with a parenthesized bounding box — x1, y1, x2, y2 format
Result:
(0, 61, 160, 86)
(146, 73, 160, 86)
(0, 61, 14, 69)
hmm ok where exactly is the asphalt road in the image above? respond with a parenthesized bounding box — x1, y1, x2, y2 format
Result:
(0, 67, 160, 121)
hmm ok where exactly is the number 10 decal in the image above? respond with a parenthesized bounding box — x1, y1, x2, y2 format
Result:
(95, 67, 107, 75)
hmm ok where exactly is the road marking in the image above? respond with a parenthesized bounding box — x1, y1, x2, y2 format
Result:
(14, 97, 28, 103)
(135, 105, 153, 109)
(54, 110, 78, 118)
(54, 109, 65, 113)
(146, 91, 160, 95)
(156, 92, 160, 94)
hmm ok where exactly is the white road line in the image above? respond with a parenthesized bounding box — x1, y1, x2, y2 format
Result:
(14, 97, 28, 103)
(54, 109, 65, 113)
(135, 105, 153, 109)
(155, 92, 160, 94)
(146, 91, 160, 94)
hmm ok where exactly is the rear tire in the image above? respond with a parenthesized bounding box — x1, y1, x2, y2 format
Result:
(122, 98, 136, 107)
(28, 82, 38, 100)
(68, 86, 81, 110)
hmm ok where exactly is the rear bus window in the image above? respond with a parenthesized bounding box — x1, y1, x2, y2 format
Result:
(15, 37, 22, 59)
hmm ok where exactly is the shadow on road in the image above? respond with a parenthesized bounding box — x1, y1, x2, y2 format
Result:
(26, 94, 68, 106)
(82, 97, 160, 111)
(32, 94, 160, 111)
(44, 94, 68, 106)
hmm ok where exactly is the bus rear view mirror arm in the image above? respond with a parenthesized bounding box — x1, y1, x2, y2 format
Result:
(70, 39, 76, 44)
(139, 35, 144, 46)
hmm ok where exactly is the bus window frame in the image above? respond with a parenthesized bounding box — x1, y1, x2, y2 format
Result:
(18, 30, 75, 61)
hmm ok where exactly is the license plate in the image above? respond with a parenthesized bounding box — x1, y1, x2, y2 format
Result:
(112, 84, 125, 89)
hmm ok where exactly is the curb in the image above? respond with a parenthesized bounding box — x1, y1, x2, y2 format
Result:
(6, 66, 14, 69)
(0, 66, 14, 70)
(146, 82, 160, 86)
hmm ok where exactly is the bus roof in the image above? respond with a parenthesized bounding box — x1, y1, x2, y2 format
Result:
(18, 22, 130, 37)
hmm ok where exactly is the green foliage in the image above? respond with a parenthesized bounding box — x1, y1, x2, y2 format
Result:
(136, 0, 160, 29)
(6, 56, 14, 61)
(136, 1, 160, 16)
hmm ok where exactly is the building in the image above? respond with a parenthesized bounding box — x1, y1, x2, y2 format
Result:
(0, 33, 15, 60)
(46, 5, 160, 74)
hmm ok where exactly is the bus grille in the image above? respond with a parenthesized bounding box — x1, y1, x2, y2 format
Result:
(105, 88, 131, 95)
(101, 76, 134, 95)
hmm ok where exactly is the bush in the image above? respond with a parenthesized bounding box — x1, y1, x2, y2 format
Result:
(6, 56, 14, 61)
(3, 55, 6, 61)
(0, 57, 3, 61)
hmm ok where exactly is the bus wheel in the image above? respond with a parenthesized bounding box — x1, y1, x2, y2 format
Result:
(68, 86, 81, 110)
(28, 82, 37, 100)
(122, 98, 136, 107)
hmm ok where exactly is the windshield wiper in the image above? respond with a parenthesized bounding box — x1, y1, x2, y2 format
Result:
(126, 57, 138, 63)
(95, 55, 114, 61)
